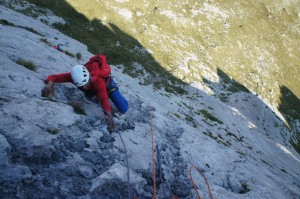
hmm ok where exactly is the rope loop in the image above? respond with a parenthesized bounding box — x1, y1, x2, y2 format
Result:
(148, 107, 214, 199)
(189, 165, 214, 199)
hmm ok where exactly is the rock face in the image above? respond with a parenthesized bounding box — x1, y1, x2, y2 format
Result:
(90, 163, 146, 197)
(0, 3, 300, 199)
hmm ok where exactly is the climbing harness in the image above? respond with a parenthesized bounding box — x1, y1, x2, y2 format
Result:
(105, 76, 118, 96)
(105, 76, 128, 113)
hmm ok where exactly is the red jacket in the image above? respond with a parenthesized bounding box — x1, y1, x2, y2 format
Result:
(46, 54, 112, 112)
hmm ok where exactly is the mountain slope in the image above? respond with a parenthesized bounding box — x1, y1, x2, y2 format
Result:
(0, 4, 300, 199)
(22, 0, 300, 121)
(13, 0, 300, 151)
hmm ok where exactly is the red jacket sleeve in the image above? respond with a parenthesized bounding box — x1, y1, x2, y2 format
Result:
(91, 77, 111, 112)
(46, 72, 73, 83)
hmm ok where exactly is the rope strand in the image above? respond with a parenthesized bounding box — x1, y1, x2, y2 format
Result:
(189, 165, 214, 199)
(118, 131, 132, 199)
(150, 109, 157, 199)
(148, 108, 213, 199)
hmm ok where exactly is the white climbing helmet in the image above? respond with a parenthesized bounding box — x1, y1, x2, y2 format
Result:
(71, 65, 90, 87)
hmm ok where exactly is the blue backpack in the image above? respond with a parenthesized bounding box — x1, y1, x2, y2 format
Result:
(105, 76, 128, 113)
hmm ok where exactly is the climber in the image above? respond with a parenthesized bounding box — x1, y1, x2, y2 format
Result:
(54, 44, 64, 52)
(41, 54, 125, 132)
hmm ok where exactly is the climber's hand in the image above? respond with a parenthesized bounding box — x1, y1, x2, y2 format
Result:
(104, 111, 116, 133)
(41, 81, 54, 97)
(108, 120, 116, 133)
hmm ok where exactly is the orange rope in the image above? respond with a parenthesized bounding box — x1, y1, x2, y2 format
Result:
(149, 109, 213, 199)
(150, 109, 157, 199)
(189, 166, 214, 199)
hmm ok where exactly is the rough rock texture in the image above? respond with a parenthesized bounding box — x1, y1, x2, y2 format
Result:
(0, 3, 300, 199)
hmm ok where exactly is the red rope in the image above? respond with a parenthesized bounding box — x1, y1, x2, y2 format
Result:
(150, 110, 157, 199)
(189, 166, 214, 199)
(149, 109, 213, 199)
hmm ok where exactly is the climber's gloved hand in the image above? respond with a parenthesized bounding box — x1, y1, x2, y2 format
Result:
(104, 111, 116, 133)
(41, 81, 54, 97)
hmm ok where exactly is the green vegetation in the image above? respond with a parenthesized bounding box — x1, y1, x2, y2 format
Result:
(185, 115, 197, 128)
(0, 19, 42, 36)
(278, 86, 300, 153)
(23, 26, 42, 36)
(16, 59, 36, 71)
(279, 86, 300, 123)
(280, 168, 287, 173)
(182, 102, 193, 111)
(173, 113, 181, 119)
(64, 50, 75, 58)
(205, 163, 210, 168)
(25, 0, 187, 95)
(69, 102, 86, 115)
(6, 0, 298, 99)
(185, 115, 193, 122)
(76, 52, 82, 60)
(47, 128, 59, 134)
(217, 69, 250, 93)
(197, 109, 224, 125)
(261, 159, 273, 167)
(225, 129, 244, 142)
(236, 150, 246, 156)
(4, 0, 299, 152)
(202, 131, 231, 147)
(290, 137, 300, 155)
(203, 131, 218, 141)
(0, 19, 15, 26)
(239, 181, 251, 194)
(40, 38, 52, 46)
